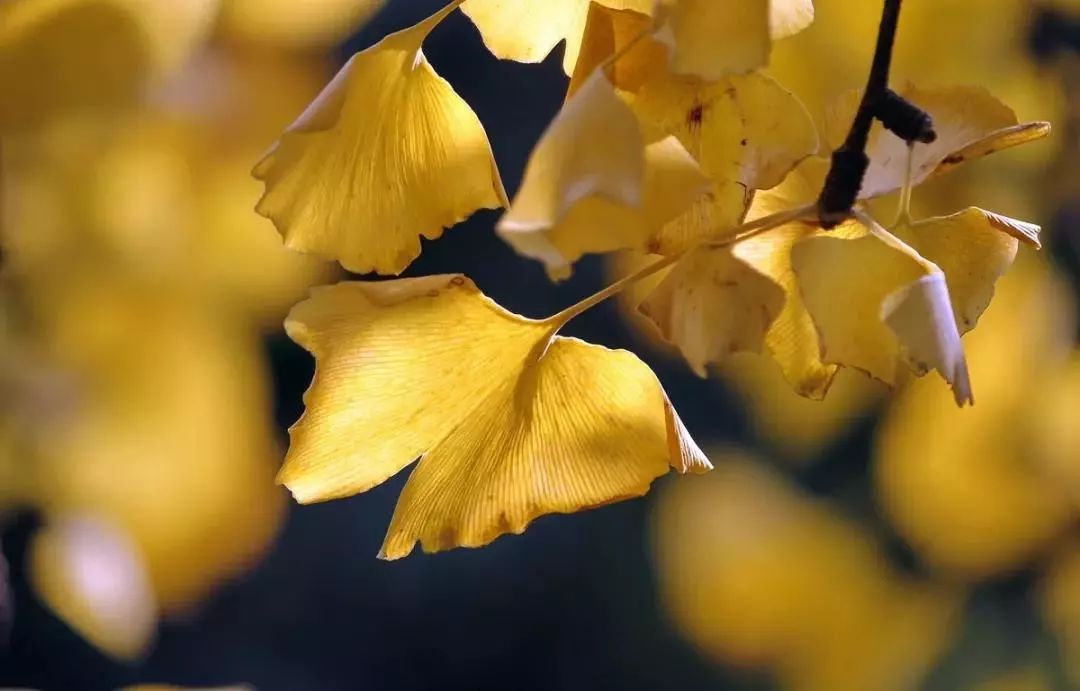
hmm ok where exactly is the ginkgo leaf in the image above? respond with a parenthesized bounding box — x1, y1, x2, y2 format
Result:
(498, 71, 709, 279)
(654, 0, 770, 80)
(626, 71, 818, 253)
(461, 0, 652, 74)
(639, 157, 835, 398)
(281, 275, 709, 558)
(824, 84, 1051, 199)
(500, 135, 708, 280)
(792, 224, 972, 405)
(570, 6, 818, 253)
(895, 208, 1040, 334)
(30, 515, 157, 660)
(496, 70, 646, 277)
(253, 4, 507, 275)
(639, 246, 785, 377)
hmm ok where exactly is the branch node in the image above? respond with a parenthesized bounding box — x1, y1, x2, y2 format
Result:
(875, 89, 936, 143)
(817, 147, 869, 228)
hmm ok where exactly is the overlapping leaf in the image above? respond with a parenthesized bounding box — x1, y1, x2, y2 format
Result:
(569, 5, 818, 254)
(461, 0, 652, 73)
(638, 86, 1047, 402)
(498, 70, 709, 279)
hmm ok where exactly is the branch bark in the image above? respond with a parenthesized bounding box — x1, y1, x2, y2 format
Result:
(816, 0, 903, 227)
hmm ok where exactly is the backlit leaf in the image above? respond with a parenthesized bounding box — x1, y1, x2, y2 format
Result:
(461, 0, 652, 73)
(792, 224, 972, 405)
(254, 4, 507, 274)
(282, 276, 709, 558)
(824, 84, 1051, 199)
(498, 68, 708, 278)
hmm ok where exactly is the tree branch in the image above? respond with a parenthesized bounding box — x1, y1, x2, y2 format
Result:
(816, 0, 904, 227)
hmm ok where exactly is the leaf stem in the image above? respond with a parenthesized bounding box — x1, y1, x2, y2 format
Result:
(894, 143, 915, 226)
(817, 0, 903, 227)
(546, 204, 816, 329)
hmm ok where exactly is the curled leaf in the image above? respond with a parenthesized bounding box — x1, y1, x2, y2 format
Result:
(282, 275, 709, 558)
(254, 5, 507, 274)
(895, 207, 1039, 334)
(499, 71, 709, 279)
(792, 225, 972, 405)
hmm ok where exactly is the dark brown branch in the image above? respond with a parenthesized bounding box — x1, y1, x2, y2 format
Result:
(817, 0, 904, 227)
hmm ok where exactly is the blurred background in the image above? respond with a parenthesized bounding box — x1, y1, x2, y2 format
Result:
(0, 0, 1078, 689)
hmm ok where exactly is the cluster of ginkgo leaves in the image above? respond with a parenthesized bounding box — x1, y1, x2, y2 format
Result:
(257, 0, 1050, 559)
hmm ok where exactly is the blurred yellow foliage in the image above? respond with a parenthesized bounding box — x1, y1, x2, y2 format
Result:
(876, 257, 1078, 580)
(0, 0, 219, 132)
(3, 49, 337, 327)
(218, 0, 385, 49)
(654, 451, 958, 691)
(11, 271, 285, 613)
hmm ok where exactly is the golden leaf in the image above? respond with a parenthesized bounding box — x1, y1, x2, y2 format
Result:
(254, 4, 507, 275)
(639, 245, 784, 376)
(638, 158, 835, 398)
(792, 222, 973, 405)
(894, 207, 1039, 333)
(498, 69, 708, 279)
(461, 0, 653, 74)
(281, 275, 709, 558)
(570, 5, 818, 252)
(824, 84, 1051, 199)
(654, 0, 770, 80)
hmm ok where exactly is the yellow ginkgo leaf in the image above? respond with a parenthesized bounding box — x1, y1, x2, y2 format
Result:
(502, 136, 708, 280)
(895, 208, 1040, 333)
(654, 0, 770, 80)
(281, 275, 709, 559)
(498, 68, 708, 278)
(0, 0, 218, 131)
(639, 157, 834, 397)
(254, 4, 507, 275)
(792, 223, 972, 405)
(461, 0, 653, 74)
(497, 70, 645, 275)
(824, 84, 1051, 199)
(570, 5, 818, 252)
(30, 515, 158, 660)
(639, 245, 784, 377)
(628, 71, 817, 252)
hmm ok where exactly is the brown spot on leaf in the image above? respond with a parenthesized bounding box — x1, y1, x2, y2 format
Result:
(687, 103, 704, 129)
(449, 276, 466, 287)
